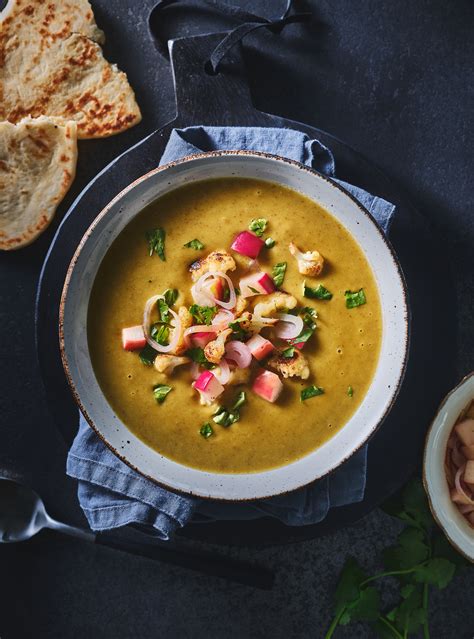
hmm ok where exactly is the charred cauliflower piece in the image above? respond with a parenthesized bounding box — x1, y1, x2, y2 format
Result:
(268, 350, 310, 380)
(154, 354, 191, 374)
(234, 295, 248, 317)
(289, 242, 324, 277)
(253, 292, 297, 317)
(174, 306, 194, 355)
(204, 328, 232, 364)
(189, 250, 236, 282)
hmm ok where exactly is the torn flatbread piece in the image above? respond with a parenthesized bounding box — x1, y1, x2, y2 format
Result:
(0, 117, 78, 250)
(0, 0, 141, 138)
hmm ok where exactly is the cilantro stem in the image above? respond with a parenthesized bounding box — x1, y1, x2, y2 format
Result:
(360, 562, 427, 586)
(378, 615, 403, 639)
(323, 607, 345, 639)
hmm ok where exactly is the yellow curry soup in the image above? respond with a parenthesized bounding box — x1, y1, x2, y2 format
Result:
(88, 178, 382, 473)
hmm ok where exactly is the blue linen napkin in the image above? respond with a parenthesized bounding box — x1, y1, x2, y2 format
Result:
(67, 126, 395, 539)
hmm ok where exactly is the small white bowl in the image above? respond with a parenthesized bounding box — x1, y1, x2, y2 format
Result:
(423, 373, 474, 562)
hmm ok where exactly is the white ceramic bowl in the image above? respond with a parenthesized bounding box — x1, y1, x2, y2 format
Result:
(60, 151, 409, 500)
(424, 373, 474, 562)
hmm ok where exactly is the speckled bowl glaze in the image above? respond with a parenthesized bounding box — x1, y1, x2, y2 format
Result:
(60, 151, 409, 500)
(424, 373, 474, 562)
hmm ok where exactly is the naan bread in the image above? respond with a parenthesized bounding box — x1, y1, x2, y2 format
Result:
(0, 117, 78, 250)
(0, 0, 141, 138)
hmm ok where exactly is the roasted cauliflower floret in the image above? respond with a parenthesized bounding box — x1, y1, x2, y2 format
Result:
(189, 250, 236, 282)
(173, 306, 194, 355)
(227, 367, 251, 386)
(289, 242, 324, 277)
(204, 328, 232, 364)
(234, 295, 248, 317)
(154, 354, 191, 374)
(268, 350, 310, 380)
(253, 292, 297, 317)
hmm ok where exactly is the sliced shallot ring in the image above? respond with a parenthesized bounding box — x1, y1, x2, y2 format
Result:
(274, 313, 304, 340)
(454, 465, 474, 505)
(212, 358, 231, 385)
(143, 295, 182, 353)
(193, 271, 236, 310)
(183, 324, 218, 348)
(225, 340, 252, 368)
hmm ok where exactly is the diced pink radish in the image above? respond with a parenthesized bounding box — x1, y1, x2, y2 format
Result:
(455, 419, 474, 446)
(193, 371, 225, 403)
(246, 334, 275, 361)
(190, 331, 217, 349)
(231, 231, 265, 259)
(122, 325, 146, 351)
(252, 370, 283, 403)
(239, 272, 275, 298)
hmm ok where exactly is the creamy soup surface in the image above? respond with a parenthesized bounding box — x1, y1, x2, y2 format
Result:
(88, 178, 382, 473)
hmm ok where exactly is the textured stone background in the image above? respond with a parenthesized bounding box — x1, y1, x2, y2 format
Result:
(0, 0, 473, 637)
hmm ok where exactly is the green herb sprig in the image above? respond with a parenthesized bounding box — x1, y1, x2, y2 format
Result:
(185, 347, 215, 369)
(249, 218, 267, 237)
(324, 479, 466, 639)
(184, 239, 205, 250)
(189, 304, 218, 325)
(272, 262, 287, 287)
(301, 385, 324, 401)
(304, 282, 333, 300)
(345, 288, 366, 309)
(200, 423, 214, 439)
(153, 384, 172, 404)
(213, 391, 246, 427)
(146, 228, 166, 261)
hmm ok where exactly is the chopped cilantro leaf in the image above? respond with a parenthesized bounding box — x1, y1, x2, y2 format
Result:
(301, 385, 324, 401)
(213, 392, 247, 427)
(265, 237, 276, 248)
(151, 323, 169, 346)
(189, 304, 218, 325)
(248, 285, 260, 294)
(288, 326, 314, 347)
(272, 262, 287, 287)
(185, 347, 214, 369)
(232, 391, 246, 410)
(345, 289, 367, 308)
(163, 288, 178, 307)
(153, 384, 172, 404)
(301, 306, 318, 329)
(229, 319, 248, 341)
(184, 239, 205, 250)
(347, 385, 354, 397)
(303, 282, 333, 300)
(200, 422, 214, 439)
(146, 228, 165, 261)
(249, 218, 267, 237)
(139, 344, 156, 366)
(281, 346, 296, 358)
(158, 298, 170, 324)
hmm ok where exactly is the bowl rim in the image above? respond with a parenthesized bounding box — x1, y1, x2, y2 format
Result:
(59, 149, 410, 501)
(423, 372, 474, 563)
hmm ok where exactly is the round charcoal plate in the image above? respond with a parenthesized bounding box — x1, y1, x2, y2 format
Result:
(36, 32, 456, 546)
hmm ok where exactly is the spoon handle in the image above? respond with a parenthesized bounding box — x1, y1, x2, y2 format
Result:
(95, 532, 274, 590)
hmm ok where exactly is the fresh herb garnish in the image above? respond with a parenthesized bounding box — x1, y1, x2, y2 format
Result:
(347, 385, 354, 397)
(345, 288, 367, 309)
(301, 306, 318, 329)
(301, 385, 324, 401)
(153, 384, 172, 404)
(324, 479, 465, 639)
(163, 288, 178, 307)
(185, 347, 215, 369)
(265, 237, 276, 248)
(228, 319, 249, 341)
(139, 344, 156, 366)
(184, 239, 205, 250)
(249, 218, 267, 237)
(157, 298, 170, 324)
(189, 304, 218, 325)
(272, 262, 287, 287)
(146, 228, 165, 261)
(281, 346, 296, 358)
(304, 282, 333, 300)
(213, 391, 247, 427)
(248, 286, 260, 295)
(288, 327, 314, 347)
(200, 422, 214, 439)
(151, 322, 169, 346)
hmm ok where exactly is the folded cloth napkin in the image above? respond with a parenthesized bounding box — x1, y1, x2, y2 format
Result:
(67, 126, 395, 539)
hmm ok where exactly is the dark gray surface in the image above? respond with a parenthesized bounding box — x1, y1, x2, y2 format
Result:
(0, 0, 473, 637)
